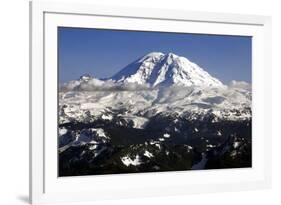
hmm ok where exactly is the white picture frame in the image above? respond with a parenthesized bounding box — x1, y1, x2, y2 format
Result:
(30, 1, 272, 204)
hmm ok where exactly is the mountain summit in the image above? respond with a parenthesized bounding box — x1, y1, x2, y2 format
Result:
(111, 52, 224, 87)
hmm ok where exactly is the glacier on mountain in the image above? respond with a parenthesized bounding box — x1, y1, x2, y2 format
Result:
(111, 52, 224, 87)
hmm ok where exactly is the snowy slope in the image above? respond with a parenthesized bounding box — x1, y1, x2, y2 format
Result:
(112, 52, 224, 87)
(59, 84, 251, 126)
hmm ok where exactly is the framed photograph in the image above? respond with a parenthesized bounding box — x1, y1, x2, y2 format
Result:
(30, 1, 272, 204)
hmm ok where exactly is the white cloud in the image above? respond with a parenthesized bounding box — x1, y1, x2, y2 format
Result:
(60, 78, 152, 92)
(229, 80, 251, 90)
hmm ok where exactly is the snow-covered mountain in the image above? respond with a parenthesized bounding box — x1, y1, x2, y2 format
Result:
(111, 52, 224, 87)
(61, 52, 225, 91)
(58, 52, 252, 176)
(59, 52, 251, 124)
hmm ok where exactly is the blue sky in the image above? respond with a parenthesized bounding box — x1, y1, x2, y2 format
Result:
(58, 27, 252, 84)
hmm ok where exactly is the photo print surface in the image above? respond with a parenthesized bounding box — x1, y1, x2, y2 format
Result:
(58, 27, 252, 176)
